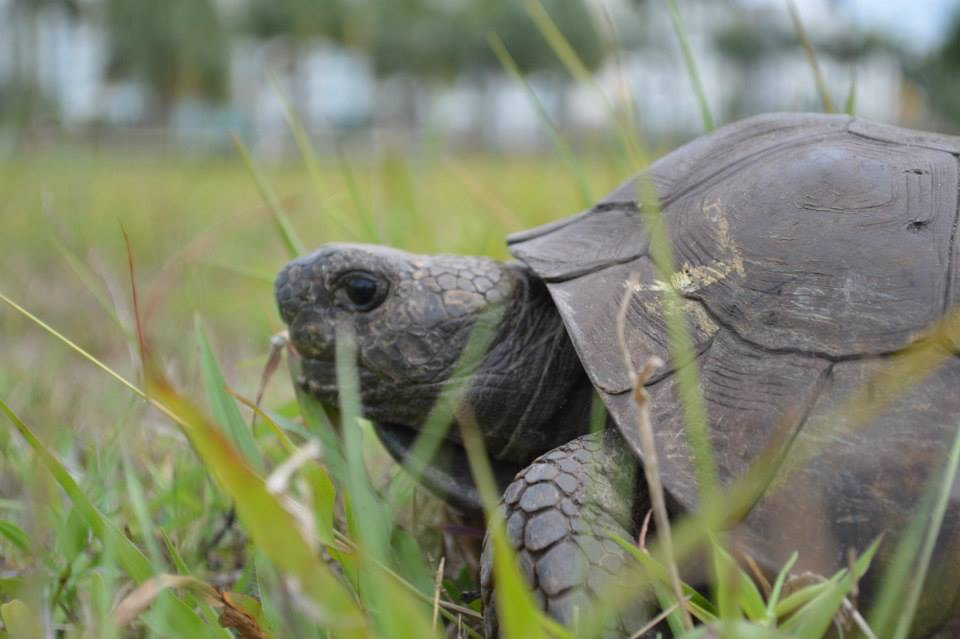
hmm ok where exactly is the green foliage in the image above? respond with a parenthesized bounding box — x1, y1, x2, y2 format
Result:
(245, 0, 350, 42)
(239, 0, 606, 79)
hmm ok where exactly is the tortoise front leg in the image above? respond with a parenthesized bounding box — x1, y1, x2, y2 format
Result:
(480, 430, 655, 638)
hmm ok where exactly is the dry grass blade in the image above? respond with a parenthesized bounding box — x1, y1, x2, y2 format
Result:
(628, 597, 689, 639)
(787, 0, 836, 113)
(744, 554, 772, 598)
(590, 0, 639, 144)
(0, 290, 150, 403)
(638, 508, 653, 551)
(232, 134, 305, 258)
(616, 276, 692, 630)
(228, 386, 298, 455)
(218, 591, 273, 639)
(432, 556, 446, 632)
(251, 331, 289, 431)
(268, 74, 380, 243)
(330, 530, 483, 623)
(523, 0, 648, 168)
(487, 32, 593, 209)
(113, 575, 218, 629)
(265, 440, 322, 495)
(120, 224, 148, 364)
(666, 0, 714, 131)
(844, 600, 877, 639)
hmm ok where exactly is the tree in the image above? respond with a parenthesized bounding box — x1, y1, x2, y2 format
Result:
(368, 0, 605, 79)
(244, 0, 349, 42)
(103, 0, 229, 124)
(242, 0, 605, 81)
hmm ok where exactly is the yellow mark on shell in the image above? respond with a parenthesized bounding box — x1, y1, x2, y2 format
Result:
(685, 299, 718, 335)
(624, 278, 719, 337)
(630, 261, 731, 296)
(703, 199, 745, 277)
(625, 198, 745, 299)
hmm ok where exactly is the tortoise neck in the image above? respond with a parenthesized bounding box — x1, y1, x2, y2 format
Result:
(468, 263, 595, 463)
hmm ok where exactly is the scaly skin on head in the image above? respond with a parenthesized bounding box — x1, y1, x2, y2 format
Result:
(275, 243, 594, 511)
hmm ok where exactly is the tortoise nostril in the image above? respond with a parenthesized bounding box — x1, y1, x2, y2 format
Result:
(275, 262, 315, 324)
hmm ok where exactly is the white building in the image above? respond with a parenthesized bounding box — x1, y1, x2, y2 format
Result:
(0, 0, 950, 151)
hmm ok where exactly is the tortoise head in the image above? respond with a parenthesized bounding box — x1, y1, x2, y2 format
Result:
(274, 243, 594, 511)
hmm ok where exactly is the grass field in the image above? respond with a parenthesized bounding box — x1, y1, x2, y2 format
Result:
(0, 148, 627, 430)
(1, 136, 954, 639)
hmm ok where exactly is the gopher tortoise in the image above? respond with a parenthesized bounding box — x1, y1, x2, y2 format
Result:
(274, 113, 960, 637)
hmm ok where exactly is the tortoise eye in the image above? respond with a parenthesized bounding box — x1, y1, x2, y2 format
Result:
(338, 272, 387, 311)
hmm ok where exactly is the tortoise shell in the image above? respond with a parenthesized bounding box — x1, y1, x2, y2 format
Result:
(508, 113, 960, 626)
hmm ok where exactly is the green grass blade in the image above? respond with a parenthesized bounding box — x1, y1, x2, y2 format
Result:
(0, 399, 211, 637)
(844, 69, 857, 116)
(867, 495, 930, 634)
(778, 572, 847, 636)
(457, 412, 549, 638)
(121, 453, 163, 567)
(269, 74, 380, 244)
(787, 0, 836, 113)
(635, 177, 717, 501)
(293, 389, 349, 487)
(334, 325, 391, 557)
(333, 326, 439, 639)
(711, 538, 738, 620)
(0, 290, 147, 400)
(1, 400, 151, 581)
(523, 0, 647, 169)
(48, 234, 128, 334)
(666, 0, 714, 132)
(303, 464, 337, 548)
(772, 581, 830, 619)
(610, 534, 716, 622)
(147, 379, 368, 636)
(232, 135, 305, 258)
(778, 538, 879, 630)
(196, 317, 265, 474)
(0, 600, 42, 639)
(285, 344, 349, 486)
(0, 521, 29, 554)
(764, 551, 798, 620)
(384, 306, 502, 511)
(488, 33, 593, 209)
(890, 426, 960, 639)
(333, 139, 381, 244)
(228, 389, 297, 456)
(269, 73, 324, 190)
(710, 538, 764, 621)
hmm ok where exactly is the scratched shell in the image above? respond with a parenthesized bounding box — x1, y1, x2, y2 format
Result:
(509, 112, 960, 624)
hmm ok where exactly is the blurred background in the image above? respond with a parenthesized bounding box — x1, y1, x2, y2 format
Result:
(1, 0, 959, 157)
